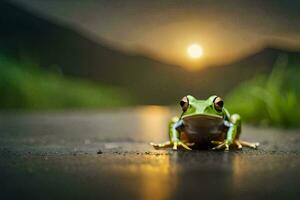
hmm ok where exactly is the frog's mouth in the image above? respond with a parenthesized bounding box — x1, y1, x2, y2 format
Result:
(181, 114, 226, 133)
(182, 114, 223, 121)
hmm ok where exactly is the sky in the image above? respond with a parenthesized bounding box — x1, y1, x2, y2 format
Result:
(11, 0, 300, 69)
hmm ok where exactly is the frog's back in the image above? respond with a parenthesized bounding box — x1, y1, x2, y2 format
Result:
(182, 115, 228, 149)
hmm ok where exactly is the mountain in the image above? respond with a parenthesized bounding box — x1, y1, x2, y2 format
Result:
(1, 1, 299, 104)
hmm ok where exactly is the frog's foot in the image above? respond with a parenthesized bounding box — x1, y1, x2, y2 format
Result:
(212, 140, 259, 150)
(150, 141, 172, 149)
(172, 141, 194, 151)
(237, 140, 260, 149)
(150, 141, 194, 151)
(211, 140, 230, 151)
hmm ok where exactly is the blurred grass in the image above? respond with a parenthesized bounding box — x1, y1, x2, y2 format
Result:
(0, 55, 132, 110)
(226, 55, 300, 127)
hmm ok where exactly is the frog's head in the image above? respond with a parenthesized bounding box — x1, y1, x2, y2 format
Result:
(180, 95, 225, 119)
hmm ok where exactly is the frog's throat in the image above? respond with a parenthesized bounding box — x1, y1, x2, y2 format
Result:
(182, 113, 223, 120)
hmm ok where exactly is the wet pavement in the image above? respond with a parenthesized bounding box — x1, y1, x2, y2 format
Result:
(0, 106, 299, 200)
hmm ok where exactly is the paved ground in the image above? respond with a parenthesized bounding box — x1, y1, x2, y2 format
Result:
(0, 107, 299, 200)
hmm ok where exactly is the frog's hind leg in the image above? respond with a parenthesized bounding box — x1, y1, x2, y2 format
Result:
(232, 114, 259, 149)
(212, 113, 259, 151)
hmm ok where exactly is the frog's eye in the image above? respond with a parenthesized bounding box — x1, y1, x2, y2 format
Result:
(213, 96, 224, 112)
(180, 96, 189, 112)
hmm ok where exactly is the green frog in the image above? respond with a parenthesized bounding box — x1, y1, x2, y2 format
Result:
(151, 95, 259, 151)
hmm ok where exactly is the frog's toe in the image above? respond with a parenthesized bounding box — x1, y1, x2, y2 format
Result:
(150, 142, 159, 149)
(151, 140, 192, 150)
(212, 142, 229, 151)
(179, 141, 192, 150)
(234, 140, 243, 149)
(239, 140, 260, 149)
(172, 141, 192, 151)
(172, 142, 178, 150)
(150, 141, 172, 149)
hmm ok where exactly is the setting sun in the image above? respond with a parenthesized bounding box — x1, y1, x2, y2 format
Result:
(187, 43, 203, 59)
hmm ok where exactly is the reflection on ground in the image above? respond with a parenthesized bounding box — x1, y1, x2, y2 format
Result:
(0, 107, 299, 200)
(108, 153, 179, 200)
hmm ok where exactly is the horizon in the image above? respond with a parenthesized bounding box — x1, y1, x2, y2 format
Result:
(9, 0, 300, 69)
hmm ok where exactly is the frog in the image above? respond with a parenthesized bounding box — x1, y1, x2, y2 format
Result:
(150, 95, 259, 151)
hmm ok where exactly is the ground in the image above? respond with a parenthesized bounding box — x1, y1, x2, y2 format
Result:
(0, 107, 299, 200)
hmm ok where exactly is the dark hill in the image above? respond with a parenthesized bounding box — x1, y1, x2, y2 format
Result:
(1, 1, 299, 104)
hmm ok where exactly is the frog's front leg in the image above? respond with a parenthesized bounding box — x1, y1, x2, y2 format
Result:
(212, 114, 259, 151)
(150, 117, 193, 151)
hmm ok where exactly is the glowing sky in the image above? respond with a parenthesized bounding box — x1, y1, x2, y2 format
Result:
(10, 0, 300, 68)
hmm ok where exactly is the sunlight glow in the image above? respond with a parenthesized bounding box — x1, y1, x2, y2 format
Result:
(187, 43, 203, 59)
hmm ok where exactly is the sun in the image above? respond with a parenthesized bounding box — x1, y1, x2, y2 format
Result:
(187, 43, 203, 59)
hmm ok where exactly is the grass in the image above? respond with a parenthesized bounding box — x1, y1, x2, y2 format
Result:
(0, 55, 132, 110)
(226, 55, 300, 128)
(1, 53, 299, 129)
